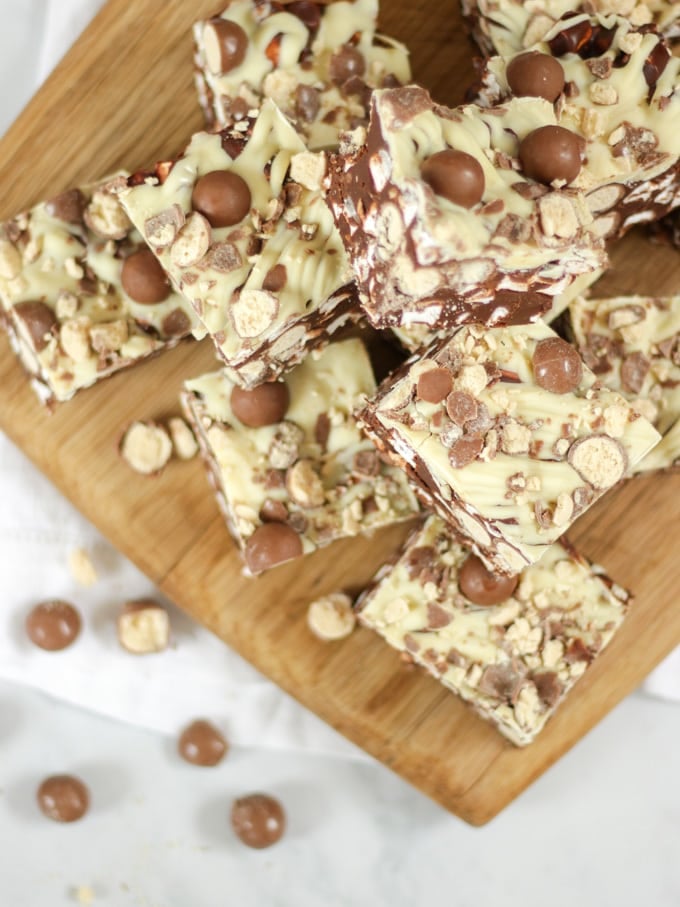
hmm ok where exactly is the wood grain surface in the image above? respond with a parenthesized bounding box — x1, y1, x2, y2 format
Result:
(1, 0, 679, 825)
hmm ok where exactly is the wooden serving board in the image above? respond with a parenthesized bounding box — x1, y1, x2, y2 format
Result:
(1, 0, 679, 826)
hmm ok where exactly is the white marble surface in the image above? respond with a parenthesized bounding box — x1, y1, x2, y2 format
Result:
(0, 5, 679, 906)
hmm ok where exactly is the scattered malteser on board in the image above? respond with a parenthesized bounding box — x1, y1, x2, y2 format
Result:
(307, 592, 356, 641)
(120, 421, 173, 475)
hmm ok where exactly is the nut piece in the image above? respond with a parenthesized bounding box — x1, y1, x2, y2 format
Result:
(168, 417, 198, 460)
(117, 598, 170, 654)
(170, 212, 212, 268)
(290, 151, 327, 191)
(307, 592, 356, 641)
(0, 239, 22, 279)
(567, 435, 628, 488)
(68, 547, 98, 587)
(84, 189, 131, 240)
(89, 319, 129, 353)
(60, 318, 92, 362)
(120, 421, 173, 475)
(286, 459, 325, 508)
(538, 193, 579, 238)
(268, 420, 304, 469)
(230, 289, 279, 339)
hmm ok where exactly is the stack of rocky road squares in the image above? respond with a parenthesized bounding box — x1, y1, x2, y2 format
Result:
(2, 0, 680, 746)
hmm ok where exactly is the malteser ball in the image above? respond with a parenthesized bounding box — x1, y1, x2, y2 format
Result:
(192, 171, 252, 228)
(421, 150, 485, 209)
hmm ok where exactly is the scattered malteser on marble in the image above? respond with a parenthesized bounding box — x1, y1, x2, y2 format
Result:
(192, 0, 411, 150)
(117, 599, 170, 654)
(26, 600, 81, 651)
(231, 793, 285, 848)
(568, 293, 680, 473)
(357, 515, 631, 745)
(37, 774, 90, 822)
(460, 0, 680, 58)
(68, 547, 98, 587)
(0, 176, 199, 405)
(475, 14, 680, 240)
(119, 101, 360, 389)
(325, 85, 605, 333)
(167, 417, 199, 460)
(120, 421, 173, 475)
(307, 592, 356, 641)
(357, 321, 660, 575)
(178, 719, 229, 766)
(181, 339, 420, 575)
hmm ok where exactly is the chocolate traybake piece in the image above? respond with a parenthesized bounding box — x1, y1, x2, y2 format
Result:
(119, 101, 359, 388)
(0, 176, 199, 404)
(325, 84, 607, 332)
(460, 0, 680, 59)
(357, 514, 631, 746)
(569, 293, 680, 472)
(357, 320, 660, 575)
(181, 339, 420, 575)
(476, 13, 680, 240)
(193, 0, 411, 150)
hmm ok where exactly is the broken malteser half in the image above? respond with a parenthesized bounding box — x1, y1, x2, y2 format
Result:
(117, 599, 170, 654)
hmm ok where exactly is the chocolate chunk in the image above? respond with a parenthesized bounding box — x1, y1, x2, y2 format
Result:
(426, 603, 451, 629)
(519, 126, 584, 185)
(37, 775, 89, 822)
(532, 337, 583, 394)
(191, 170, 251, 228)
(416, 367, 453, 403)
(421, 149, 485, 209)
(478, 661, 526, 702)
(547, 20, 615, 59)
(203, 18, 248, 75)
(13, 301, 58, 352)
(620, 351, 650, 394)
(506, 52, 565, 102)
(643, 42, 670, 93)
(329, 45, 366, 85)
(286, 1, 321, 33)
(448, 436, 484, 468)
(121, 248, 171, 303)
(295, 84, 321, 123)
(25, 600, 81, 651)
(565, 637, 593, 663)
(231, 382, 289, 428)
(231, 793, 285, 849)
(446, 391, 478, 426)
(262, 264, 287, 293)
(244, 522, 303, 573)
(533, 671, 563, 707)
(353, 449, 380, 477)
(314, 412, 331, 451)
(161, 307, 191, 337)
(458, 554, 519, 606)
(45, 188, 86, 225)
(259, 498, 289, 523)
(178, 719, 228, 767)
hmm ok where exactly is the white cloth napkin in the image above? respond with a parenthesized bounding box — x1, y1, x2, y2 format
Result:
(0, 0, 674, 755)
